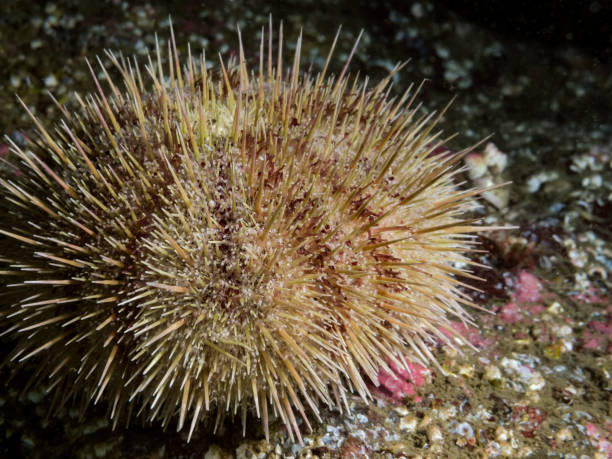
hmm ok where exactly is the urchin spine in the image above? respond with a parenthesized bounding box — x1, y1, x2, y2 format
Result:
(0, 21, 502, 444)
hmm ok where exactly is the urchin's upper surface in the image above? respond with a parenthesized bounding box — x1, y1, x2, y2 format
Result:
(0, 28, 483, 442)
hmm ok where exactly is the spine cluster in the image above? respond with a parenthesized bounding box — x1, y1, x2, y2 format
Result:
(0, 22, 496, 443)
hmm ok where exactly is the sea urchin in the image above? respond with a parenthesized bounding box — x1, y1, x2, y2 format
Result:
(1, 22, 497, 443)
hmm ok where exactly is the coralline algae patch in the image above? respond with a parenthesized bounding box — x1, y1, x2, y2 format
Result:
(585, 423, 612, 458)
(581, 301, 612, 354)
(372, 361, 433, 404)
(497, 271, 545, 324)
(491, 269, 611, 362)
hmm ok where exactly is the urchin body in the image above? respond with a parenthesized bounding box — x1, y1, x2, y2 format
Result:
(1, 25, 486, 442)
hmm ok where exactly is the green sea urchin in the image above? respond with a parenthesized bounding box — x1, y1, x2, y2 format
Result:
(1, 23, 497, 443)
